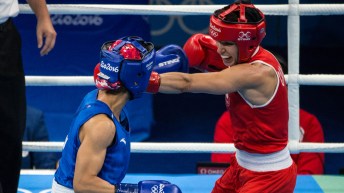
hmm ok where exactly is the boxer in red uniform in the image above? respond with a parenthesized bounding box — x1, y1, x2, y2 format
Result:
(146, 0, 297, 192)
(210, 53, 325, 174)
(212, 90, 324, 174)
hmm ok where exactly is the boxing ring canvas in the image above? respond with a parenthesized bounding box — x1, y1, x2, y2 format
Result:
(18, 170, 344, 193)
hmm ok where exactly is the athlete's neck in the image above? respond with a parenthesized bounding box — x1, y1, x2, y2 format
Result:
(97, 90, 129, 120)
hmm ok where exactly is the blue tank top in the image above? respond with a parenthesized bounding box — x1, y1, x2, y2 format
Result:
(54, 89, 131, 189)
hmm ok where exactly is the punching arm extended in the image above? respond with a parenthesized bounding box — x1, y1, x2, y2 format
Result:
(147, 71, 229, 95)
(146, 62, 269, 95)
(146, 44, 188, 93)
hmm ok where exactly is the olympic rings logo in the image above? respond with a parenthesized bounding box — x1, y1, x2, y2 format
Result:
(149, 0, 215, 35)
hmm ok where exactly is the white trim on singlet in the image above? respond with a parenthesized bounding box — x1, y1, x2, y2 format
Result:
(237, 60, 280, 109)
(251, 47, 260, 58)
(52, 179, 75, 193)
(236, 146, 293, 172)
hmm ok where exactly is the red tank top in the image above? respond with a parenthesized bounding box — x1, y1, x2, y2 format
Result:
(226, 47, 288, 154)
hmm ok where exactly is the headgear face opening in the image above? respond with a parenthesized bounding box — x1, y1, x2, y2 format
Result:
(209, 1, 266, 63)
(94, 36, 155, 99)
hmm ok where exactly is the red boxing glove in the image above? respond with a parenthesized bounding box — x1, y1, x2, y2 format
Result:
(146, 71, 160, 93)
(183, 33, 227, 72)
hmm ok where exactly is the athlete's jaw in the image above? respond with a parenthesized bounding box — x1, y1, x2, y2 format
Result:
(221, 55, 235, 67)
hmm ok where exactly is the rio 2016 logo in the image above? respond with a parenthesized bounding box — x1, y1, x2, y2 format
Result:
(51, 15, 103, 26)
(100, 61, 119, 72)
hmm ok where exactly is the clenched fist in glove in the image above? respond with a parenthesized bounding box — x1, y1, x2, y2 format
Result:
(146, 44, 189, 93)
(183, 33, 227, 72)
(153, 44, 189, 74)
(115, 180, 182, 193)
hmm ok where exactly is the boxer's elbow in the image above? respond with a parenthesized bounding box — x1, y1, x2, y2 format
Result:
(73, 178, 89, 193)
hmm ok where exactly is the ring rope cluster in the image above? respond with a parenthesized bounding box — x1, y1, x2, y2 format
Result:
(21, 2, 344, 154)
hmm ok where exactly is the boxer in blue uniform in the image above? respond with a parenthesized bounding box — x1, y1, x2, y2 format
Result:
(52, 36, 184, 193)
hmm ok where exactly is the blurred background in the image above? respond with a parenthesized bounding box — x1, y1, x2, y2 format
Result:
(16, 0, 344, 174)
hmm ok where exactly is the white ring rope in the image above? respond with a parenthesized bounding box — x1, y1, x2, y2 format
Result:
(19, 4, 344, 16)
(26, 76, 94, 86)
(25, 75, 344, 86)
(23, 142, 344, 154)
(21, 3, 344, 154)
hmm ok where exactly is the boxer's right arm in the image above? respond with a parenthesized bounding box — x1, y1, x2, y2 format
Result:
(183, 33, 227, 72)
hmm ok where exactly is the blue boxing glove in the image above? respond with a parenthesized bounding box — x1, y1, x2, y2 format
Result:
(153, 44, 189, 74)
(138, 180, 182, 193)
(146, 45, 188, 93)
(115, 180, 172, 193)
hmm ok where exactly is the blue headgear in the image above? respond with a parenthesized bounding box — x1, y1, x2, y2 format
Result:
(95, 36, 155, 99)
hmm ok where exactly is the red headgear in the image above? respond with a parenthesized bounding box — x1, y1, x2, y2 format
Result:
(209, 1, 266, 63)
